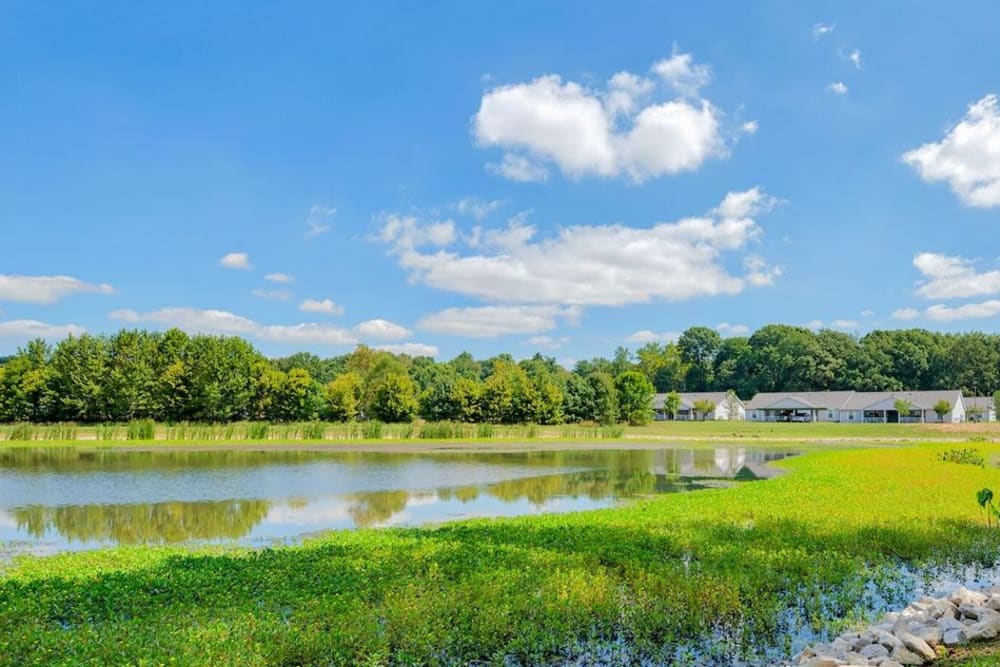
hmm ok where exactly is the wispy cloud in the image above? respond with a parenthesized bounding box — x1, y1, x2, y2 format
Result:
(0, 275, 115, 305)
(305, 205, 336, 239)
(219, 252, 252, 270)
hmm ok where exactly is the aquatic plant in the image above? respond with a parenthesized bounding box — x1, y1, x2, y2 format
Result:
(938, 448, 985, 467)
(977, 488, 996, 527)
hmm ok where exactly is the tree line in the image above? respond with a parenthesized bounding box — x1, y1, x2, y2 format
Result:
(0, 324, 998, 424)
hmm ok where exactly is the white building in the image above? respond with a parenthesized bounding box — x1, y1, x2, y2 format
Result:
(745, 390, 966, 423)
(965, 397, 997, 422)
(652, 392, 746, 421)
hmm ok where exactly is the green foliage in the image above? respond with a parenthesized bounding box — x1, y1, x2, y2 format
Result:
(934, 400, 952, 421)
(323, 372, 363, 422)
(691, 399, 716, 421)
(663, 391, 682, 419)
(300, 422, 326, 440)
(361, 420, 383, 439)
(615, 371, 655, 426)
(7, 422, 35, 441)
(977, 488, 996, 527)
(938, 448, 985, 466)
(126, 419, 156, 440)
(369, 373, 418, 423)
(894, 399, 914, 421)
(247, 422, 270, 440)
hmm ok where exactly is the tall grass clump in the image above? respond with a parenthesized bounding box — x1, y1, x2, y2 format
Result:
(126, 419, 156, 441)
(300, 422, 325, 440)
(476, 423, 495, 439)
(96, 424, 123, 440)
(361, 420, 383, 439)
(42, 422, 78, 441)
(247, 422, 270, 440)
(6, 423, 36, 441)
(420, 422, 474, 439)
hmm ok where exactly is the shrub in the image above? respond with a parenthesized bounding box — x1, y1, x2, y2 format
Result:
(937, 448, 985, 467)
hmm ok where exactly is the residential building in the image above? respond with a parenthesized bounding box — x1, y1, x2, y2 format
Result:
(965, 397, 997, 422)
(745, 390, 966, 423)
(652, 392, 746, 421)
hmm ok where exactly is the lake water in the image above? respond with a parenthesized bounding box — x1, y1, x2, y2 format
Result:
(0, 446, 797, 554)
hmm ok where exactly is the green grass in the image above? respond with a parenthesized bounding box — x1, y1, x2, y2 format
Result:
(939, 640, 1000, 666)
(1, 444, 999, 666)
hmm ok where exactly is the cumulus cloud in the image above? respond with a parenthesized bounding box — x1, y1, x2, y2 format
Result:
(251, 289, 293, 301)
(380, 188, 781, 306)
(378, 215, 456, 248)
(264, 273, 294, 284)
(474, 49, 732, 182)
(0, 320, 85, 339)
(892, 308, 920, 321)
(848, 49, 862, 69)
(109, 307, 363, 347)
(0, 275, 115, 305)
(418, 305, 581, 338)
(716, 322, 750, 336)
(860, 309, 875, 317)
(831, 319, 859, 329)
(220, 252, 252, 270)
(902, 95, 1000, 207)
(741, 120, 759, 135)
(374, 342, 439, 357)
(306, 205, 335, 239)
(925, 300, 1000, 321)
(299, 298, 345, 315)
(624, 330, 681, 344)
(912, 252, 1000, 299)
(827, 82, 848, 95)
(354, 319, 411, 341)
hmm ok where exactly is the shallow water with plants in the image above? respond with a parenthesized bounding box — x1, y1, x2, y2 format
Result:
(1, 444, 999, 667)
(0, 445, 795, 554)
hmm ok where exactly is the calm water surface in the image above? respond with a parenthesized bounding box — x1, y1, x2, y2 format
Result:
(0, 446, 797, 554)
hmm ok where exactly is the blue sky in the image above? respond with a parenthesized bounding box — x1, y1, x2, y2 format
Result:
(2, 1, 1000, 362)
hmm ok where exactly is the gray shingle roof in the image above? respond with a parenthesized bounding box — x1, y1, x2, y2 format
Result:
(745, 390, 966, 411)
(744, 391, 855, 410)
(652, 392, 742, 410)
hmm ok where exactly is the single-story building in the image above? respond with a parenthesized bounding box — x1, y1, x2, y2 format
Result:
(652, 392, 746, 421)
(745, 390, 967, 423)
(965, 397, 997, 422)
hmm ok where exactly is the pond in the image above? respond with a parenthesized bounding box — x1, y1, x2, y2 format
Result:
(0, 445, 797, 554)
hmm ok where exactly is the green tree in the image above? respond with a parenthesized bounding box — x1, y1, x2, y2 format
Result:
(588, 372, 619, 425)
(663, 391, 682, 420)
(678, 327, 722, 391)
(369, 372, 418, 423)
(323, 372, 363, 422)
(933, 400, 951, 422)
(450, 377, 483, 423)
(692, 399, 716, 421)
(614, 371, 654, 426)
(893, 398, 914, 422)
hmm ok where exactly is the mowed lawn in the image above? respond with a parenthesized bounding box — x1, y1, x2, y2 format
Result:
(1, 444, 999, 666)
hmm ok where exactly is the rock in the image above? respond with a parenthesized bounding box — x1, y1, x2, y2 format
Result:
(942, 628, 966, 646)
(911, 623, 943, 647)
(859, 642, 889, 659)
(988, 594, 1000, 611)
(965, 617, 1000, 642)
(891, 645, 926, 665)
(895, 631, 935, 661)
(950, 587, 989, 607)
(803, 658, 841, 667)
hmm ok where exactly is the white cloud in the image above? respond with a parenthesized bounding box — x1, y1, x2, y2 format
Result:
(264, 273, 294, 284)
(912, 252, 1000, 299)
(625, 330, 680, 344)
(455, 197, 505, 220)
(378, 214, 456, 248)
(220, 253, 252, 270)
(110, 307, 258, 334)
(831, 319, 859, 329)
(354, 319, 411, 341)
(827, 82, 848, 95)
(902, 95, 1000, 207)
(892, 308, 920, 321)
(860, 309, 875, 317)
(0, 275, 115, 305)
(848, 49, 862, 69)
(299, 298, 345, 315)
(716, 322, 750, 336)
(926, 300, 1000, 322)
(257, 323, 357, 346)
(806, 319, 825, 330)
(525, 335, 570, 350)
(380, 188, 780, 306)
(375, 342, 439, 357)
(251, 289, 293, 301)
(741, 120, 759, 135)
(813, 22, 836, 38)
(418, 305, 581, 338)
(0, 320, 85, 339)
(306, 205, 335, 239)
(474, 50, 730, 182)
(110, 307, 361, 347)
(487, 154, 549, 183)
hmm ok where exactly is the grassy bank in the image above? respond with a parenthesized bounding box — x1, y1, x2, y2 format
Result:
(2, 419, 998, 447)
(1, 444, 999, 666)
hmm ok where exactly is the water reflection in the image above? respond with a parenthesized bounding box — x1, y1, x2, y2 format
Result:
(0, 446, 794, 552)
